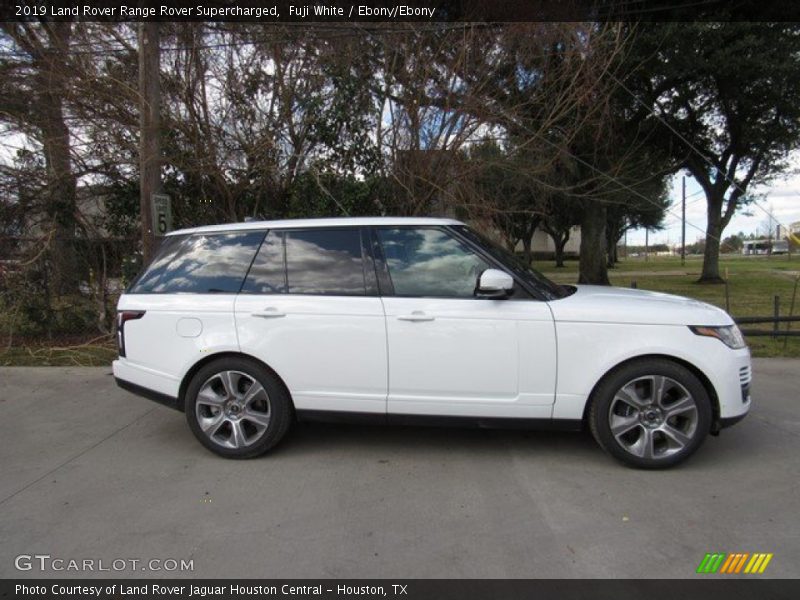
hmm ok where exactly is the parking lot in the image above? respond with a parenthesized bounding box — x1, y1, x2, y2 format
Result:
(1, 359, 798, 579)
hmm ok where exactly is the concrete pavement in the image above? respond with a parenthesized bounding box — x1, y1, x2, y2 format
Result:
(0, 360, 798, 578)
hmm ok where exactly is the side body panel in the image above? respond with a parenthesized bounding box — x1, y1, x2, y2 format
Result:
(114, 294, 240, 398)
(382, 297, 556, 418)
(234, 295, 388, 413)
(551, 321, 751, 420)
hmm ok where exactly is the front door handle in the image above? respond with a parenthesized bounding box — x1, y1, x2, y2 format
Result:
(397, 311, 435, 322)
(252, 308, 286, 318)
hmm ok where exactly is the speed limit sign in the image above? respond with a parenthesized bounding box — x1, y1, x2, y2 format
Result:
(152, 193, 172, 236)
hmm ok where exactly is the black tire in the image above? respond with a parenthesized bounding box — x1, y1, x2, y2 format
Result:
(588, 358, 712, 469)
(184, 357, 293, 458)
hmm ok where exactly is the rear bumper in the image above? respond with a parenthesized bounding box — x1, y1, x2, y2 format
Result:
(115, 376, 182, 411)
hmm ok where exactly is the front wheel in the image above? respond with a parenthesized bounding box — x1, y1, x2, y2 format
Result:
(185, 357, 293, 458)
(589, 359, 712, 469)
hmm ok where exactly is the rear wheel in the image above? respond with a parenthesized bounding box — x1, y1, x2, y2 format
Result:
(589, 359, 712, 469)
(185, 357, 292, 458)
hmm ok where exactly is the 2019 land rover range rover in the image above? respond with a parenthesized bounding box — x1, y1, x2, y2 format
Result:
(113, 217, 751, 468)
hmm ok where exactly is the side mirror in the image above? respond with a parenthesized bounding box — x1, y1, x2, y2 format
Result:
(475, 268, 514, 299)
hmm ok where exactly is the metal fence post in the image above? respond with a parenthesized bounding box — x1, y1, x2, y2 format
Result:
(774, 295, 780, 339)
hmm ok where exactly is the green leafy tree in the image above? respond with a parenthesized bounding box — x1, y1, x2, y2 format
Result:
(624, 22, 800, 282)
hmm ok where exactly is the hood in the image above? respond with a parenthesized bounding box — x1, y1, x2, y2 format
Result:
(548, 285, 733, 326)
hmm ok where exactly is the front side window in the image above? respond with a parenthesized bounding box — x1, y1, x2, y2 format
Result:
(453, 225, 568, 300)
(376, 227, 491, 298)
(129, 231, 265, 294)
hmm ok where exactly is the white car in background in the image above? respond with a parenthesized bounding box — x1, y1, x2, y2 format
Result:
(113, 217, 751, 468)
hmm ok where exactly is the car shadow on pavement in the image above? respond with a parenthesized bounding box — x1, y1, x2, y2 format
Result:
(281, 421, 602, 460)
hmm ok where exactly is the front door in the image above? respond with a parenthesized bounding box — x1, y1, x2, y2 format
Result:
(375, 227, 556, 419)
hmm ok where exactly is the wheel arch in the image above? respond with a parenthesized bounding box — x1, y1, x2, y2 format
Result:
(581, 353, 720, 426)
(178, 351, 294, 413)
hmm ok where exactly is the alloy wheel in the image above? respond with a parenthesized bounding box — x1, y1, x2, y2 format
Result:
(194, 370, 271, 449)
(608, 375, 699, 460)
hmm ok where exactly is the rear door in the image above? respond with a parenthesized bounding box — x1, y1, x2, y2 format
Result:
(234, 228, 388, 415)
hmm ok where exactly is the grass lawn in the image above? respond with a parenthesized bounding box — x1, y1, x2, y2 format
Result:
(536, 253, 800, 357)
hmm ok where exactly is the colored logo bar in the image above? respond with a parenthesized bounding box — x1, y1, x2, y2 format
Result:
(697, 553, 773, 574)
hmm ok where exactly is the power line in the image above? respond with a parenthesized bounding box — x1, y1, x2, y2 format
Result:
(609, 70, 797, 239)
(0, 23, 495, 59)
(497, 109, 718, 241)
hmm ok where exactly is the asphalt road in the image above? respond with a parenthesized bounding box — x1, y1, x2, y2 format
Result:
(0, 359, 798, 579)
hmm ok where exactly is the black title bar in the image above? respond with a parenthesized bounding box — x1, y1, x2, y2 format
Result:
(3, 579, 800, 600)
(2, 0, 800, 22)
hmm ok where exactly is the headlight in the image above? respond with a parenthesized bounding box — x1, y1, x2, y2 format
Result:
(689, 324, 747, 349)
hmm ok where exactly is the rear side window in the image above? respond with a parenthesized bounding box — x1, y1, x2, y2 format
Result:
(129, 231, 265, 294)
(241, 231, 286, 294)
(242, 228, 367, 296)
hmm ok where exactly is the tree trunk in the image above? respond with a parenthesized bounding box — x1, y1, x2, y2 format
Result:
(606, 235, 617, 268)
(606, 233, 621, 268)
(579, 202, 610, 285)
(544, 226, 569, 268)
(699, 197, 725, 284)
(554, 239, 567, 268)
(36, 25, 78, 295)
(521, 235, 533, 265)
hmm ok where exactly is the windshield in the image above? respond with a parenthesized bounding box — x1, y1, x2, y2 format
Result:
(453, 225, 570, 301)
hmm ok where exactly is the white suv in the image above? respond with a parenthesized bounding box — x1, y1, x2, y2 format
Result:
(113, 217, 751, 468)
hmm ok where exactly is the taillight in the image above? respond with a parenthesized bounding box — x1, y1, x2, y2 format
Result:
(117, 310, 145, 357)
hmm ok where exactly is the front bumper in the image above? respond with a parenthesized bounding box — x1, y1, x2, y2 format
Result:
(709, 348, 752, 432)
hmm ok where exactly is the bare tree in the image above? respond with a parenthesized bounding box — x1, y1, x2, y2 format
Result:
(1, 22, 78, 293)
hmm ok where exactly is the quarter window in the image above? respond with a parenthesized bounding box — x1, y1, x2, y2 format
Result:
(128, 234, 187, 293)
(129, 231, 265, 294)
(376, 228, 491, 298)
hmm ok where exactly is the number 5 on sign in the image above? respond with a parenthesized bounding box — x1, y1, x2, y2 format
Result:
(152, 193, 172, 236)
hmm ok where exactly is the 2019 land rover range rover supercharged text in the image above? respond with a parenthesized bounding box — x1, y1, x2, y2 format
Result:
(113, 217, 751, 468)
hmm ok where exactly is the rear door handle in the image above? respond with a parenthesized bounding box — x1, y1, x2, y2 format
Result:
(252, 308, 286, 318)
(397, 311, 435, 322)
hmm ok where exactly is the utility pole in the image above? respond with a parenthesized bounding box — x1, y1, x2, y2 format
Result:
(645, 228, 649, 262)
(767, 209, 773, 257)
(681, 175, 686, 266)
(139, 21, 160, 263)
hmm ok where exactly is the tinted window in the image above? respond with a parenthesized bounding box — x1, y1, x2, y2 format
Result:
(285, 229, 366, 296)
(130, 231, 265, 294)
(376, 228, 491, 298)
(128, 234, 187, 293)
(454, 225, 567, 300)
(241, 231, 286, 294)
